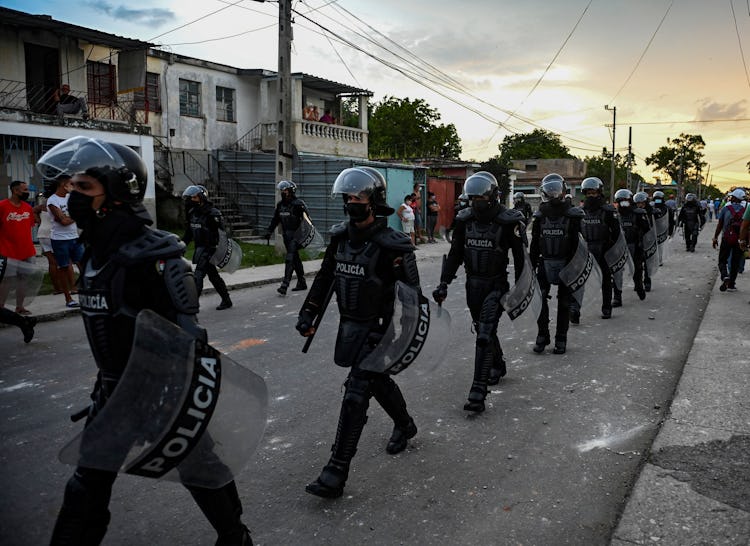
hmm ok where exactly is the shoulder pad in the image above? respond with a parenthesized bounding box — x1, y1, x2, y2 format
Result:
(372, 227, 416, 251)
(116, 229, 185, 266)
(565, 206, 585, 218)
(292, 198, 306, 207)
(497, 208, 524, 224)
(532, 210, 543, 218)
(329, 221, 348, 237)
(456, 207, 474, 221)
(633, 208, 647, 215)
(602, 204, 616, 212)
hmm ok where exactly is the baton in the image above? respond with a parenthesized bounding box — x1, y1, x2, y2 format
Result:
(302, 281, 335, 353)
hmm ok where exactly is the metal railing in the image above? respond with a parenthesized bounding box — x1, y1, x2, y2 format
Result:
(300, 120, 364, 142)
(232, 123, 265, 152)
(0, 79, 149, 127)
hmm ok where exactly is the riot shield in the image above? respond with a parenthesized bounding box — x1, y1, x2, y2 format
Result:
(59, 309, 268, 489)
(642, 221, 660, 277)
(500, 251, 542, 334)
(558, 234, 602, 312)
(210, 230, 243, 274)
(0, 256, 45, 305)
(605, 229, 634, 292)
(655, 213, 670, 265)
(294, 212, 326, 258)
(358, 281, 451, 376)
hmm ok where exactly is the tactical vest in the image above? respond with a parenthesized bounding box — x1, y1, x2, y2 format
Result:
(580, 208, 609, 256)
(187, 206, 220, 248)
(619, 210, 638, 245)
(540, 215, 572, 259)
(653, 203, 667, 219)
(682, 205, 699, 225)
(278, 200, 303, 232)
(334, 238, 383, 322)
(463, 219, 508, 278)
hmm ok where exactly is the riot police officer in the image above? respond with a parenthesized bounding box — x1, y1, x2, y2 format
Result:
(579, 177, 620, 319)
(182, 185, 233, 310)
(633, 191, 655, 291)
(433, 172, 525, 413)
(529, 173, 584, 355)
(614, 189, 648, 302)
(513, 191, 533, 224)
(38, 137, 252, 545)
(265, 180, 309, 295)
(296, 167, 420, 499)
(652, 190, 675, 236)
(677, 193, 705, 252)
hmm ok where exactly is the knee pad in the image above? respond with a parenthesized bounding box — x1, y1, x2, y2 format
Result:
(342, 376, 371, 412)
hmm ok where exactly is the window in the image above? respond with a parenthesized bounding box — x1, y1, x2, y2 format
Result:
(525, 164, 537, 171)
(179, 79, 201, 117)
(216, 86, 235, 122)
(134, 72, 161, 112)
(87, 61, 116, 105)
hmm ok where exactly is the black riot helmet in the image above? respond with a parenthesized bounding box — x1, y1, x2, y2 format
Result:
(277, 180, 297, 193)
(463, 171, 499, 200)
(581, 177, 604, 195)
(614, 188, 633, 207)
(513, 191, 525, 204)
(633, 191, 649, 204)
(684, 193, 697, 203)
(652, 190, 665, 202)
(182, 185, 208, 202)
(37, 136, 147, 205)
(331, 166, 394, 216)
(539, 173, 566, 202)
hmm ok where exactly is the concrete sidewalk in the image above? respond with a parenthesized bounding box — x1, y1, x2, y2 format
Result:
(7, 237, 750, 544)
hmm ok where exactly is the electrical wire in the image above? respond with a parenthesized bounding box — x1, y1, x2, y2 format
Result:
(729, 0, 750, 91)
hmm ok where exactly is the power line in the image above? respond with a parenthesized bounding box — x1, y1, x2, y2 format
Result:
(729, 0, 750, 91)
(608, 0, 674, 104)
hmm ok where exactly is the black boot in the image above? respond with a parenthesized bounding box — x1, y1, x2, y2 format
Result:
(50, 470, 115, 546)
(644, 277, 651, 292)
(306, 377, 369, 498)
(277, 282, 288, 295)
(612, 289, 622, 308)
(601, 307, 612, 319)
(216, 299, 233, 310)
(22, 316, 37, 343)
(292, 279, 308, 291)
(487, 338, 506, 386)
(569, 308, 580, 324)
(464, 344, 492, 412)
(187, 481, 252, 546)
(553, 336, 567, 354)
(533, 331, 550, 353)
(371, 376, 416, 454)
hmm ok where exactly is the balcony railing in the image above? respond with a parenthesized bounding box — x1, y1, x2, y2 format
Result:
(0, 79, 149, 127)
(300, 120, 364, 142)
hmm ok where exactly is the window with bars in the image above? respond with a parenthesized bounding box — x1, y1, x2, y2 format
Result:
(179, 79, 201, 117)
(134, 72, 161, 112)
(216, 86, 235, 122)
(86, 61, 116, 105)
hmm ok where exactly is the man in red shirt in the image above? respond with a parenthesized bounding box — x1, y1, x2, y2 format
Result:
(0, 180, 38, 314)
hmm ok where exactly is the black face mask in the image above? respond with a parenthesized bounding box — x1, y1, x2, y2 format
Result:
(19, 192, 30, 201)
(68, 191, 98, 231)
(471, 199, 493, 216)
(345, 202, 371, 222)
(584, 195, 601, 208)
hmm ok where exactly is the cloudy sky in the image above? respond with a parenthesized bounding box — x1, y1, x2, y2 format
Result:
(5, 0, 750, 190)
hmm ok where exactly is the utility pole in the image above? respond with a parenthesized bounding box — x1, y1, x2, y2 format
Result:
(626, 126, 633, 193)
(277, 0, 293, 184)
(605, 105, 616, 199)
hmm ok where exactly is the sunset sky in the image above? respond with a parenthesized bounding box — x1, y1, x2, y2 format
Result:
(5, 0, 749, 191)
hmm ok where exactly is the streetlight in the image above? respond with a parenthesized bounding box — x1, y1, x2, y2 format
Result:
(604, 105, 616, 200)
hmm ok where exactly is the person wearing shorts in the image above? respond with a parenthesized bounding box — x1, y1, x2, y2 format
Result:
(398, 194, 416, 245)
(47, 175, 83, 307)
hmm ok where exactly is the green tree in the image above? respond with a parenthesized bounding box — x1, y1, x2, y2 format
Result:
(368, 96, 461, 160)
(479, 156, 511, 198)
(496, 129, 576, 167)
(644, 133, 707, 194)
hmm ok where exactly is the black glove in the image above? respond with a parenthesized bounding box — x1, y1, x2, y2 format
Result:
(432, 282, 448, 304)
(296, 308, 316, 336)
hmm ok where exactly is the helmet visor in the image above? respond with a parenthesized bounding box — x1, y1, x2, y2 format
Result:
(37, 136, 128, 180)
(331, 168, 376, 199)
(541, 180, 565, 200)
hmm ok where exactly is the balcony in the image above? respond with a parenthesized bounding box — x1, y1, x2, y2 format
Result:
(0, 79, 151, 134)
(248, 120, 367, 159)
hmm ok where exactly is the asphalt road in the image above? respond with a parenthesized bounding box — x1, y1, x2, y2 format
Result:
(0, 240, 717, 546)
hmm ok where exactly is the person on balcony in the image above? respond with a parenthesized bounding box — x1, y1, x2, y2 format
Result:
(53, 84, 89, 120)
(319, 109, 335, 124)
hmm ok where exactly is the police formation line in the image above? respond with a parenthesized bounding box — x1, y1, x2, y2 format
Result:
(14, 136, 739, 546)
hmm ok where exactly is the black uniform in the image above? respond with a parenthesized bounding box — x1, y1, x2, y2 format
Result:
(677, 201, 705, 252)
(653, 202, 675, 237)
(267, 195, 309, 291)
(299, 218, 420, 498)
(184, 200, 232, 307)
(0, 306, 36, 342)
(514, 201, 533, 224)
(440, 204, 525, 411)
(50, 208, 250, 545)
(529, 200, 584, 353)
(618, 205, 650, 300)
(580, 197, 620, 317)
